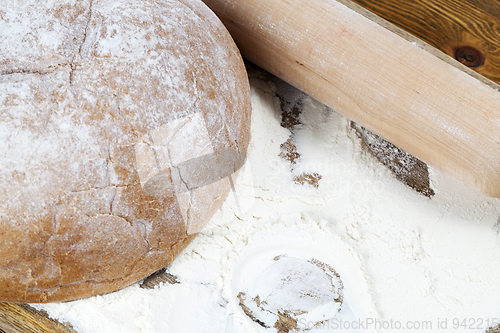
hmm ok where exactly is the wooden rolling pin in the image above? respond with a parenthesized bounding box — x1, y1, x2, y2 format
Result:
(202, 0, 500, 197)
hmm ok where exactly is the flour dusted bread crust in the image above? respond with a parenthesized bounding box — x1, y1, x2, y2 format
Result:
(0, 0, 251, 302)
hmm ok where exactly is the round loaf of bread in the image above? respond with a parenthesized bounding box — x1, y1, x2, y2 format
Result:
(0, 0, 251, 302)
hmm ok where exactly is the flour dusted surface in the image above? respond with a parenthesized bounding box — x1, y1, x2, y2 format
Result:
(34, 67, 500, 332)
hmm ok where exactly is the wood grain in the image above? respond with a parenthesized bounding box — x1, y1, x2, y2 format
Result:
(0, 303, 75, 333)
(202, 0, 500, 197)
(353, 123, 435, 197)
(139, 268, 180, 289)
(2, 0, 500, 330)
(350, 0, 500, 84)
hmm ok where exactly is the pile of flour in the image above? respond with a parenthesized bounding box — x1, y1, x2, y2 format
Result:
(34, 68, 500, 333)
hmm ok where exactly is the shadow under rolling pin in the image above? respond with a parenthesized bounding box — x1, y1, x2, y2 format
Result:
(202, 0, 500, 197)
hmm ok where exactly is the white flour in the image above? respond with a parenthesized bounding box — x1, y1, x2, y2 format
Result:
(34, 68, 500, 333)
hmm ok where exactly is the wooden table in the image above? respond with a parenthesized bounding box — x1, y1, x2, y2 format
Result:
(2, 0, 500, 331)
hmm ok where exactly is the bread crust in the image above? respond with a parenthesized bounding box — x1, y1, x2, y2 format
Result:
(0, 0, 250, 302)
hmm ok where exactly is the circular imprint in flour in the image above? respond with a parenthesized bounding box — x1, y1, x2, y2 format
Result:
(236, 254, 344, 331)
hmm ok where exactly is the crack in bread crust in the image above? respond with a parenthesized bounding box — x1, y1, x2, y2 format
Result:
(0, 0, 251, 303)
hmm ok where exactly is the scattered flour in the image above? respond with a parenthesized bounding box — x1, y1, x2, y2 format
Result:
(34, 68, 500, 333)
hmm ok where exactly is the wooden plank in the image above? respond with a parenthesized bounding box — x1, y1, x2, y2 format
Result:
(202, 0, 500, 197)
(350, 0, 500, 84)
(0, 303, 75, 333)
(1, 0, 499, 329)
